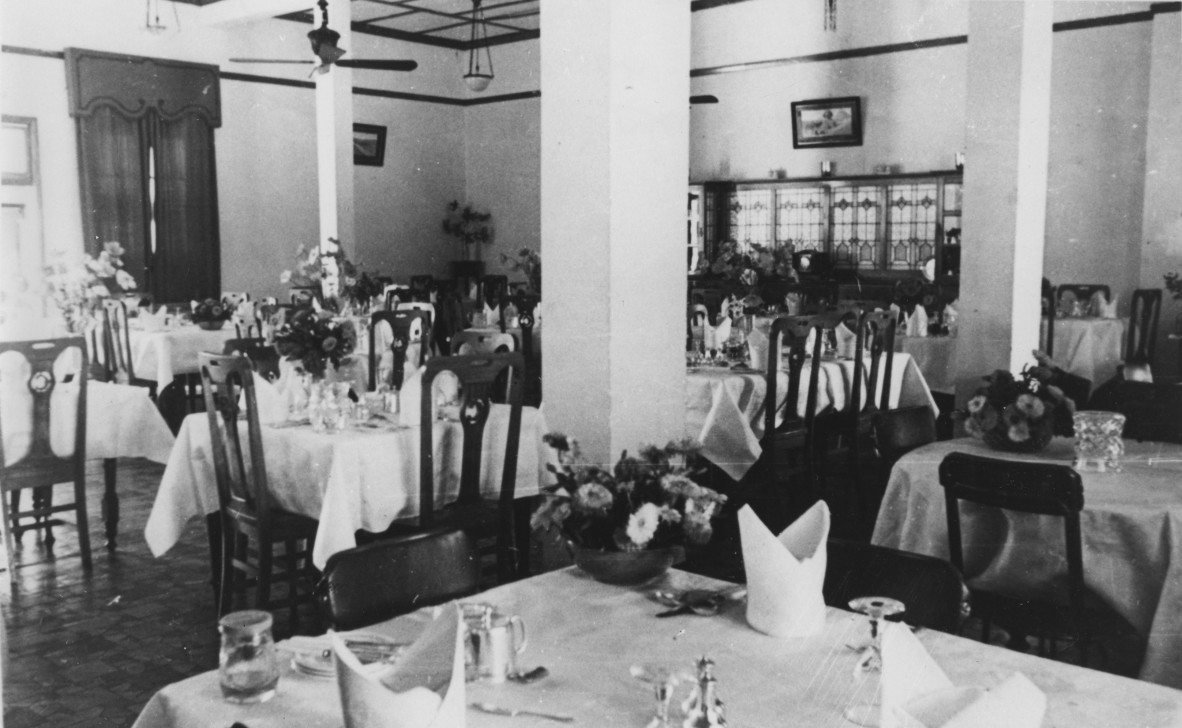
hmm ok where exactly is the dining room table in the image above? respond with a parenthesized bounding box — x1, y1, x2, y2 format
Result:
(128, 320, 239, 385)
(1042, 316, 1128, 389)
(144, 402, 555, 570)
(872, 436, 1182, 689)
(685, 351, 938, 481)
(130, 566, 1182, 728)
(895, 333, 957, 395)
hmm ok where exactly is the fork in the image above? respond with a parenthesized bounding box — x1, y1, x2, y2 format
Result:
(470, 702, 575, 723)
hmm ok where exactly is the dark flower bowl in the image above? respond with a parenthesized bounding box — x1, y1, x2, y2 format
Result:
(196, 320, 226, 331)
(571, 545, 685, 585)
(982, 425, 1054, 453)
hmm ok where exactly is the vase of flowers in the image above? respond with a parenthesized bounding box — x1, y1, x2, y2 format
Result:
(280, 238, 370, 313)
(695, 239, 794, 303)
(273, 308, 357, 381)
(192, 298, 232, 330)
(42, 242, 137, 334)
(499, 247, 541, 296)
(956, 365, 1076, 453)
(443, 200, 493, 262)
(531, 434, 727, 585)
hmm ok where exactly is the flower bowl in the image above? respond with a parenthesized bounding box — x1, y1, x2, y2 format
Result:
(571, 545, 685, 585)
(982, 425, 1054, 453)
(197, 320, 226, 331)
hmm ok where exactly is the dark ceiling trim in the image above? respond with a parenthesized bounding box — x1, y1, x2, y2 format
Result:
(220, 70, 314, 89)
(691, 36, 967, 77)
(690, 0, 760, 11)
(2, 45, 65, 60)
(278, 12, 536, 51)
(465, 89, 541, 106)
(352, 86, 466, 105)
(1151, 2, 1181, 14)
(1053, 10, 1153, 32)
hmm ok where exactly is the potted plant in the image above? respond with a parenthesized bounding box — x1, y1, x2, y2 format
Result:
(42, 241, 137, 334)
(499, 247, 541, 296)
(955, 364, 1076, 453)
(531, 434, 727, 584)
(191, 298, 232, 330)
(442, 200, 493, 261)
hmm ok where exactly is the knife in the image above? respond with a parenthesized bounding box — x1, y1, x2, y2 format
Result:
(470, 702, 575, 723)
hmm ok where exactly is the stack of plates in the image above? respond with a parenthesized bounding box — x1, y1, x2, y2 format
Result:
(288, 632, 405, 679)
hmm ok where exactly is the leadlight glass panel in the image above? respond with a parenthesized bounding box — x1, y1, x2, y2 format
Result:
(886, 182, 937, 270)
(729, 188, 774, 249)
(702, 186, 718, 260)
(775, 187, 826, 252)
(830, 186, 881, 267)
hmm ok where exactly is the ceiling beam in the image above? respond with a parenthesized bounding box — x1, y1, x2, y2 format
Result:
(195, 0, 315, 26)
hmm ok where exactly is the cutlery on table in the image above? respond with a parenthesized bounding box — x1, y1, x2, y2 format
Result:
(652, 586, 746, 617)
(470, 702, 574, 722)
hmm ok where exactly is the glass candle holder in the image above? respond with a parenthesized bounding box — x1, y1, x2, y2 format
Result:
(218, 610, 279, 704)
(1073, 410, 1126, 473)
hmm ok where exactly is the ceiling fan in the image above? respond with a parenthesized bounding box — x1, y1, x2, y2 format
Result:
(690, 95, 719, 105)
(230, 0, 417, 75)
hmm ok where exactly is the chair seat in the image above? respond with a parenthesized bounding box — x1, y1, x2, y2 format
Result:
(229, 506, 319, 541)
(967, 580, 1136, 645)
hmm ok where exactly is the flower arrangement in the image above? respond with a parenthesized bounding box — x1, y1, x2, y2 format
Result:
(442, 200, 493, 248)
(956, 364, 1076, 452)
(280, 238, 380, 312)
(43, 242, 137, 333)
(499, 247, 541, 295)
(340, 271, 386, 312)
(191, 298, 232, 323)
(273, 308, 357, 379)
(530, 434, 727, 552)
(696, 240, 794, 288)
(1164, 272, 1182, 301)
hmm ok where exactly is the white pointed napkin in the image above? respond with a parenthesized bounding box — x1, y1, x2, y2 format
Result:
(333, 605, 466, 728)
(140, 306, 170, 332)
(1097, 292, 1118, 318)
(880, 624, 1046, 728)
(943, 300, 959, 336)
(248, 377, 287, 424)
(399, 366, 425, 426)
(704, 316, 732, 351)
(889, 303, 904, 329)
(835, 320, 859, 359)
(747, 327, 770, 373)
(483, 302, 501, 328)
(739, 501, 829, 638)
(906, 307, 929, 337)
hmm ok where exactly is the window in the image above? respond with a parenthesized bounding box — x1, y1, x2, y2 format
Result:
(696, 173, 961, 276)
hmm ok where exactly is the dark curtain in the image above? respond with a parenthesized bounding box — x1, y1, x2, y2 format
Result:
(76, 107, 150, 283)
(149, 113, 220, 303)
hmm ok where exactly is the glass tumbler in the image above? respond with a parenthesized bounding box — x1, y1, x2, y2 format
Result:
(1073, 411, 1126, 472)
(218, 610, 279, 704)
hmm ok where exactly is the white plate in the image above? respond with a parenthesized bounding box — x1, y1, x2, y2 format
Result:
(290, 632, 405, 679)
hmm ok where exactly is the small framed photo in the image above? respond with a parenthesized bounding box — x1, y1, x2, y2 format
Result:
(353, 123, 386, 166)
(2, 116, 38, 185)
(791, 96, 862, 149)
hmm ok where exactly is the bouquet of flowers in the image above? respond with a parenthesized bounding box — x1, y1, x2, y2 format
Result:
(1165, 271, 1182, 301)
(273, 308, 357, 379)
(340, 271, 386, 311)
(499, 247, 541, 295)
(956, 364, 1076, 452)
(442, 200, 493, 247)
(531, 434, 727, 552)
(191, 298, 232, 323)
(43, 242, 137, 333)
(696, 240, 794, 289)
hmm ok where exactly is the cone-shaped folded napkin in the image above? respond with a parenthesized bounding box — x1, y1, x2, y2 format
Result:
(140, 305, 170, 332)
(483, 303, 501, 327)
(399, 365, 425, 426)
(333, 605, 466, 728)
(906, 307, 929, 337)
(880, 623, 1046, 728)
(747, 327, 769, 373)
(739, 501, 829, 638)
(705, 316, 732, 351)
(835, 320, 859, 359)
(1092, 291, 1118, 318)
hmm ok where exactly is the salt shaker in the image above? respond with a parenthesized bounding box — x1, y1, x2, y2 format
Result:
(218, 610, 279, 704)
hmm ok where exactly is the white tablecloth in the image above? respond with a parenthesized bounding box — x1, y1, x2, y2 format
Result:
(145, 406, 554, 568)
(872, 437, 1182, 688)
(1042, 317, 1127, 387)
(129, 325, 238, 383)
(685, 352, 938, 481)
(132, 568, 1182, 728)
(897, 335, 957, 395)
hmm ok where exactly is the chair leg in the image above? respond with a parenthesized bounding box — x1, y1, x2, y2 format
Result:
(256, 540, 273, 611)
(1, 489, 18, 584)
(218, 530, 236, 617)
(31, 486, 55, 549)
(73, 475, 92, 570)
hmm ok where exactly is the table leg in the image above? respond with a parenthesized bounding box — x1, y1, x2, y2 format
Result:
(102, 458, 118, 551)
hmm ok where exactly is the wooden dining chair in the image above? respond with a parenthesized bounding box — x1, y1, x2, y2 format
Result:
(392, 300, 436, 353)
(1126, 288, 1162, 365)
(198, 353, 320, 628)
(409, 275, 435, 301)
(222, 338, 281, 383)
(824, 539, 965, 634)
(1109, 381, 1182, 444)
(432, 283, 468, 356)
(1056, 284, 1110, 316)
(511, 292, 541, 408)
(0, 338, 92, 574)
(316, 527, 480, 630)
(938, 452, 1137, 666)
(383, 283, 413, 311)
(450, 330, 516, 356)
(369, 310, 432, 391)
(101, 299, 156, 397)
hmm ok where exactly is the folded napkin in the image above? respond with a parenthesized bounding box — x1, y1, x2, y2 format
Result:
(784, 292, 802, 315)
(1092, 291, 1119, 318)
(943, 300, 959, 336)
(333, 604, 466, 728)
(726, 296, 746, 322)
(905, 306, 929, 337)
(399, 366, 425, 426)
(747, 327, 769, 372)
(880, 623, 1046, 728)
(889, 303, 903, 327)
(835, 320, 859, 359)
(140, 305, 170, 332)
(250, 376, 288, 424)
(483, 302, 501, 328)
(698, 381, 762, 481)
(704, 316, 732, 351)
(739, 501, 829, 638)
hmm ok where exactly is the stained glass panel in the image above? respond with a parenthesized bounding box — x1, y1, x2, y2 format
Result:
(775, 187, 826, 252)
(830, 186, 881, 267)
(886, 183, 937, 270)
(729, 188, 774, 249)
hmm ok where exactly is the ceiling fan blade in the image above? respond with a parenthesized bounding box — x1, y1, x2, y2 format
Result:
(334, 59, 418, 72)
(690, 95, 719, 105)
(229, 58, 315, 64)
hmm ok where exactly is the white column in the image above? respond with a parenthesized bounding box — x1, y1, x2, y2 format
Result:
(954, 1, 1053, 401)
(315, 0, 355, 255)
(540, 0, 690, 463)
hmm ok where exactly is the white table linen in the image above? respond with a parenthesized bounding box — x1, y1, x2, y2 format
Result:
(685, 352, 938, 480)
(1041, 317, 1127, 387)
(132, 568, 1182, 728)
(872, 437, 1182, 688)
(145, 406, 554, 568)
(897, 334, 957, 395)
(129, 324, 238, 383)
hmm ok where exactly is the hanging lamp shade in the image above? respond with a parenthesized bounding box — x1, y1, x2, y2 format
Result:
(463, 0, 494, 92)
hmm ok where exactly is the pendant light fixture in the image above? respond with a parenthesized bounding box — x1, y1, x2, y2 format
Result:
(824, 0, 837, 31)
(463, 0, 494, 92)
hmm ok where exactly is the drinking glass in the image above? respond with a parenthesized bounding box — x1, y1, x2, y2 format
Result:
(843, 596, 905, 727)
(219, 610, 279, 704)
(1073, 411, 1125, 473)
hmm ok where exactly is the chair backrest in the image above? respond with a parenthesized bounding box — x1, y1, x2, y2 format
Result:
(1113, 381, 1182, 444)
(938, 452, 1085, 621)
(369, 310, 432, 391)
(409, 275, 435, 301)
(198, 352, 273, 529)
(432, 285, 467, 356)
(688, 303, 709, 331)
(221, 292, 251, 307)
(419, 353, 524, 531)
(510, 292, 540, 407)
(1056, 284, 1110, 315)
(101, 299, 135, 384)
(1044, 284, 1057, 358)
(824, 538, 965, 633)
(84, 321, 112, 383)
(479, 275, 509, 309)
(0, 338, 88, 488)
(871, 405, 937, 467)
(317, 527, 480, 630)
(765, 313, 835, 439)
(383, 284, 413, 311)
(1126, 288, 1162, 364)
(854, 309, 898, 413)
(450, 330, 516, 356)
(222, 338, 281, 383)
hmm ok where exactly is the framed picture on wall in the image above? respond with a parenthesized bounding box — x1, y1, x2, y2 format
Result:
(790, 97, 862, 149)
(353, 123, 386, 166)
